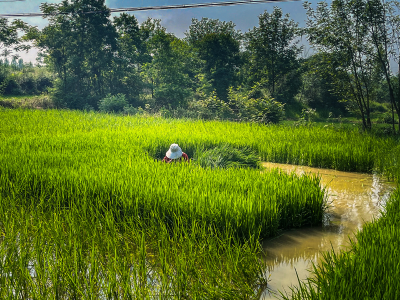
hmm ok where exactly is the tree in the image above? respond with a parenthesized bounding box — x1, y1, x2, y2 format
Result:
(298, 53, 345, 114)
(142, 20, 194, 109)
(18, 58, 24, 70)
(186, 18, 241, 101)
(0, 18, 29, 54)
(304, 0, 380, 131)
(361, 0, 400, 133)
(111, 13, 151, 105)
(245, 7, 302, 103)
(33, 0, 118, 109)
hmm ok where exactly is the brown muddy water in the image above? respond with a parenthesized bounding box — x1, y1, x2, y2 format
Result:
(261, 162, 395, 299)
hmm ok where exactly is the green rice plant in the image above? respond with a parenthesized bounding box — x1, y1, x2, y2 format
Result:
(0, 109, 329, 240)
(0, 145, 326, 240)
(0, 193, 268, 299)
(1, 108, 399, 299)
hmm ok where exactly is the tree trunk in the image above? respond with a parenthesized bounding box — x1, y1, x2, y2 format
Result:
(151, 78, 154, 99)
(391, 99, 395, 133)
(395, 70, 400, 132)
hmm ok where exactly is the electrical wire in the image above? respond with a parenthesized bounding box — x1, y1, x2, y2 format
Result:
(0, 0, 299, 18)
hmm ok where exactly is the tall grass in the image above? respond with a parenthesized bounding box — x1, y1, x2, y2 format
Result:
(0, 108, 331, 298)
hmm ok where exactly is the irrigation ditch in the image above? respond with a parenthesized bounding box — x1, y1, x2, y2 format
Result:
(260, 163, 395, 299)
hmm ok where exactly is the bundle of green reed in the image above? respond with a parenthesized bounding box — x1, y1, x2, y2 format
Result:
(194, 144, 261, 169)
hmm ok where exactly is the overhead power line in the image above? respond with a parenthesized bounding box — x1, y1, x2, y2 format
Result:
(0, 0, 298, 18)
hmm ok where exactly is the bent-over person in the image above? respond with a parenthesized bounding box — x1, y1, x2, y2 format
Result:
(162, 144, 189, 163)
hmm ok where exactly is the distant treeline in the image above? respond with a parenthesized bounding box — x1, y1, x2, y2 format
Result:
(0, 58, 53, 95)
(1, 0, 400, 131)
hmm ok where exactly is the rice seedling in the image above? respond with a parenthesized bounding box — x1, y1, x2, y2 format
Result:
(0, 193, 268, 299)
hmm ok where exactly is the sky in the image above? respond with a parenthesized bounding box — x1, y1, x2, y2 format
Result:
(0, 0, 321, 63)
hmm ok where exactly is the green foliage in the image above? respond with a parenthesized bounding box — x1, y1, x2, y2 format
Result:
(0, 61, 53, 96)
(303, 0, 394, 131)
(245, 97, 285, 124)
(194, 144, 261, 169)
(141, 21, 194, 109)
(111, 13, 150, 104)
(245, 7, 302, 102)
(298, 53, 346, 113)
(191, 91, 234, 120)
(0, 18, 30, 50)
(98, 93, 128, 113)
(0, 95, 54, 109)
(35, 0, 118, 109)
(228, 85, 285, 124)
(122, 104, 140, 115)
(293, 108, 318, 127)
(186, 18, 241, 101)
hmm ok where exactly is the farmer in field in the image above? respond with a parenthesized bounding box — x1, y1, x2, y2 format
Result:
(162, 143, 189, 163)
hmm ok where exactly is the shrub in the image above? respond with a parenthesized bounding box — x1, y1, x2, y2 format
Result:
(377, 112, 396, 124)
(36, 75, 53, 93)
(3, 75, 22, 95)
(18, 75, 37, 95)
(191, 92, 234, 120)
(228, 86, 285, 124)
(165, 106, 201, 119)
(123, 105, 139, 115)
(244, 97, 285, 124)
(98, 94, 128, 113)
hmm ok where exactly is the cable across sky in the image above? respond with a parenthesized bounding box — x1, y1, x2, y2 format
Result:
(0, 0, 299, 18)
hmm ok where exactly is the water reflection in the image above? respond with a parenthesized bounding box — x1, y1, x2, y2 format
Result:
(261, 162, 395, 299)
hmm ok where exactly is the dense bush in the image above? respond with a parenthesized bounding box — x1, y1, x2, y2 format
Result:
(228, 85, 285, 124)
(190, 92, 234, 120)
(3, 74, 21, 95)
(98, 93, 128, 113)
(170, 86, 285, 124)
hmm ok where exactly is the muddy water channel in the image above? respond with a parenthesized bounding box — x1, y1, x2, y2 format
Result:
(261, 162, 395, 299)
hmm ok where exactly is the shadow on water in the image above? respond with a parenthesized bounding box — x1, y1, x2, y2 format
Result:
(261, 162, 395, 299)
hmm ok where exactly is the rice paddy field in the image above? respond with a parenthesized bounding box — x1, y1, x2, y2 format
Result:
(0, 108, 399, 299)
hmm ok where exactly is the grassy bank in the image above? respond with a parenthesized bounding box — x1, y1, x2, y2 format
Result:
(0, 95, 54, 109)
